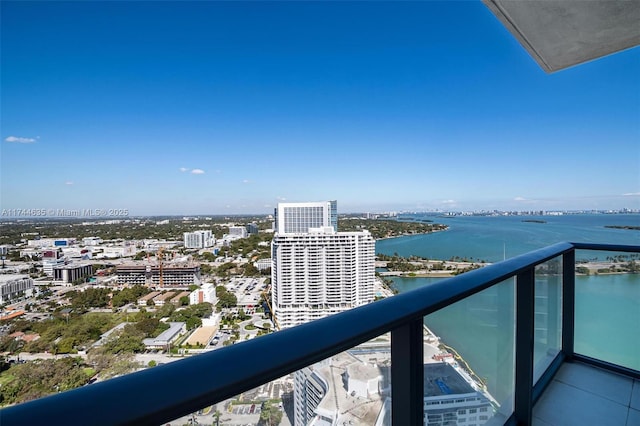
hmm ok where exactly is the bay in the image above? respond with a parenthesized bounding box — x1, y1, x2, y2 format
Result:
(376, 214, 640, 407)
(376, 214, 640, 262)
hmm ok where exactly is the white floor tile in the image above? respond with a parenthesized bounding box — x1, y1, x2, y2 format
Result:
(553, 362, 633, 406)
(534, 380, 628, 426)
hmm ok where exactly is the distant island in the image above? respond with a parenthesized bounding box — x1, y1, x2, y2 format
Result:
(522, 219, 547, 224)
(605, 225, 640, 231)
(339, 218, 447, 240)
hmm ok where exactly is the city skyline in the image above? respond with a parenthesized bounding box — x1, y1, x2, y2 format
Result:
(2, 2, 639, 216)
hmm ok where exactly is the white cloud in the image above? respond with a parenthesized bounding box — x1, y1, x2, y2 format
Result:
(277, 196, 287, 201)
(191, 169, 205, 174)
(623, 192, 640, 196)
(441, 199, 456, 205)
(514, 196, 527, 201)
(242, 179, 250, 184)
(65, 181, 74, 186)
(179, 167, 189, 172)
(5, 135, 38, 144)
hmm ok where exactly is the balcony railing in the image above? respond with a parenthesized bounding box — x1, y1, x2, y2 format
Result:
(1, 242, 638, 425)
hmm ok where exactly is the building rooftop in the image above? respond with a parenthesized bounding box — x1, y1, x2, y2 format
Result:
(0, 274, 30, 283)
(143, 322, 185, 347)
(53, 263, 91, 270)
(153, 292, 177, 301)
(423, 362, 476, 397)
(313, 350, 390, 426)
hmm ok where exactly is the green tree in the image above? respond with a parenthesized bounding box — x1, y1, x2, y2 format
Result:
(242, 262, 260, 277)
(135, 318, 162, 337)
(215, 287, 237, 310)
(0, 357, 90, 405)
(102, 325, 145, 354)
(259, 401, 283, 426)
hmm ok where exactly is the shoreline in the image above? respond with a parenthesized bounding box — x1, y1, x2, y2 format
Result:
(378, 259, 638, 278)
(375, 226, 449, 241)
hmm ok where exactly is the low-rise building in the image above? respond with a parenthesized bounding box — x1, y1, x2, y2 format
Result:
(152, 292, 177, 306)
(254, 258, 272, 271)
(53, 264, 93, 284)
(142, 322, 186, 350)
(0, 275, 34, 304)
(82, 237, 103, 246)
(189, 283, 216, 305)
(170, 291, 191, 306)
(138, 291, 161, 306)
(97, 246, 136, 259)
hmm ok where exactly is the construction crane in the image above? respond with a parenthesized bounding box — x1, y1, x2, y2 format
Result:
(157, 247, 165, 288)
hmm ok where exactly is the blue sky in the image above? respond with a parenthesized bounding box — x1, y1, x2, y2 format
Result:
(1, 1, 639, 215)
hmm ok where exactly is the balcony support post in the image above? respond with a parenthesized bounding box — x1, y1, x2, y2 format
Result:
(562, 249, 575, 360)
(391, 318, 424, 426)
(515, 268, 535, 425)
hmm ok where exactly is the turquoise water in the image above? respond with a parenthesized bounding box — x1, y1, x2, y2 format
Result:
(378, 215, 640, 406)
(377, 214, 640, 262)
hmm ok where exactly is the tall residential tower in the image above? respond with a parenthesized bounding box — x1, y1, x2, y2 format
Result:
(271, 200, 375, 330)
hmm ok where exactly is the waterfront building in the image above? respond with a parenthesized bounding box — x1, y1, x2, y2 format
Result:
(274, 200, 337, 234)
(271, 201, 372, 330)
(271, 226, 375, 330)
(0, 275, 34, 304)
(184, 230, 214, 249)
(295, 354, 493, 426)
(294, 342, 392, 426)
(53, 264, 93, 284)
(423, 363, 493, 426)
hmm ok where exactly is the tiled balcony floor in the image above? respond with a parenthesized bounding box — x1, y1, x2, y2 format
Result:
(533, 362, 640, 426)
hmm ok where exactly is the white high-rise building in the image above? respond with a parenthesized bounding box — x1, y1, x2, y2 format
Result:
(274, 200, 337, 234)
(183, 230, 214, 249)
(271, 200, 375, 330)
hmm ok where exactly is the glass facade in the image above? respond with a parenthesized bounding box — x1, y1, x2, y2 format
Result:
(424, 279, 516, 425)
(533, 257, 562, 383)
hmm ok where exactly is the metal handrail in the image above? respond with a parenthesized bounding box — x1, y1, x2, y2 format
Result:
(1, 242, 638, 425)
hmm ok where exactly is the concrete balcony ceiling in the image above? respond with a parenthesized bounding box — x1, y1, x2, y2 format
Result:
(483, 0, 640, 72)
